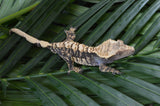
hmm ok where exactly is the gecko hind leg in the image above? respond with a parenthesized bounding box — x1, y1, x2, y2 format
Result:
(99, 64, 121, 75)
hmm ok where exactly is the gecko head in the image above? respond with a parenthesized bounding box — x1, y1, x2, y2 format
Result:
(95, 39, 135, 61)
(108, 40, 135, 60)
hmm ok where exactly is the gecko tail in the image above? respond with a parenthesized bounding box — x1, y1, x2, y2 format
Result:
(10, 28, 52, 48)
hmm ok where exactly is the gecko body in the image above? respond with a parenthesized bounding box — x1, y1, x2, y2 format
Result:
(10, 27, 135, 74)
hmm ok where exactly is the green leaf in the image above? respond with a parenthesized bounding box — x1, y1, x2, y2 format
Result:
(0, 0, 41, 19)
(85, 0, 135, 45)
(25, 77, 66, 106)
(19, 51, 50, 75)
(64, 83, 100, 106)
(120, 62, 160, 78)
(1, 79, 8, 97)
(102, 0, 149, 40)
(82, 0, 100, 3)
(106, 75, 160, 104)
(0, 1, 40, 24)
(70, 72, 143, 106)
(131, 55, 160, 65)
(135, 15, 160, 53)
(66, 4, 88, 16)
(153, 32, 160, 49)
(121, 0, 160, 44)
(75, 0, 115, 40)
(139, 13, 160, 35)
(47, 74, 90, 106)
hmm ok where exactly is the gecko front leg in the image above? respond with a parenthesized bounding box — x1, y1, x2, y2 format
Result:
(99, 64, 121, 75)
(59, 54, 82, 73)
(67, 60, 83, 73)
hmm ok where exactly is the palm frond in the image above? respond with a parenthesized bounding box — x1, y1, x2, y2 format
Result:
(0, 0, 41, 19)
(0, 0, 160, 105)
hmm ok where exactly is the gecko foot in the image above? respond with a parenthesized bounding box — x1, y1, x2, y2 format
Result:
(99, 65, 121, 75)
(68, 67, 83, 74)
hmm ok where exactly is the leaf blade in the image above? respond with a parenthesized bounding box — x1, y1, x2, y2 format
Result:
(47, 74, 89, 106)
(102, 0, 149, 40)
(135, 15, 160, 53)
(25, 77, 66, 106)
(121, 0, 160, 44)
(70, 72, 143, 106)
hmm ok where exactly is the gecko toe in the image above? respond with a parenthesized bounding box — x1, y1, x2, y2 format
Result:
(74, 67, 82, 73)
(112, 70, 122, 75)
(67, 67, 83, 74)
